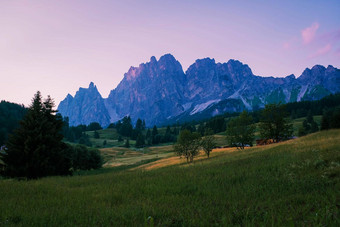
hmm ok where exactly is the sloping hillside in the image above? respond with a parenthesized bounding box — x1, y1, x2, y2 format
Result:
(0, 130, 339, 226)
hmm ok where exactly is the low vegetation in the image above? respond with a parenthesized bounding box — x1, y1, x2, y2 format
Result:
(0, 130, 338, 225)
(0, 92, 339, 225)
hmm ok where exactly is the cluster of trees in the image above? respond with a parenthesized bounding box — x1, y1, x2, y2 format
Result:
(287, 93, 340, 119)
(226, 104, 293, 149)
(321, 106, 340, 130)
(67, 144, 102, 170)
(108, 117, 179, 148)
(298, 112, 319, 136)
(145, 125, 178, 146)
(61, 120, 103, 146)
(173, 129, 216, 162)
(226, 111, 256, 149)
(258, 104, 293, 143)
(0, 92, 102, 179)
(0, 101, 27, 145)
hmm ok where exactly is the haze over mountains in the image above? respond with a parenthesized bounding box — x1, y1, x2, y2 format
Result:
(58, 54, 340, 127)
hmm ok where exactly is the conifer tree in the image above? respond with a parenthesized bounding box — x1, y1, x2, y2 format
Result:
(135, 133, 145, 148)
(1, 92, 72, 178)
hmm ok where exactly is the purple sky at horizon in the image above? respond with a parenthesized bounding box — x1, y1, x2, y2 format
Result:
(1, 0, 340, 107)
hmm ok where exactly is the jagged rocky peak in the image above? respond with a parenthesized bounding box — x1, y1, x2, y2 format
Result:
(311, 64, 326, 71)
(283, 74, 296, 83)
(123, 53, 183, 81)
(326, 65, 336, 72)
(285, 74, 296, 80)
(194, 57, 215, 67)
(158, 53, 177, 64)
(226, 59, 253, 77)
(298, 65, 327, 83)
(77, 82, 98, 92)
(185, 58, 216, 77)
(58, 53, 339, 126)
(157, 53, 183, 73)
(66, 93, 73, 99)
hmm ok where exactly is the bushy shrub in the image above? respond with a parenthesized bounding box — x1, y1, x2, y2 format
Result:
(70, 144, 102, 170)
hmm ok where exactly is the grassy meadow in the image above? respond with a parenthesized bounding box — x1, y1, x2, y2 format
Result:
(0, 129, 339, 226)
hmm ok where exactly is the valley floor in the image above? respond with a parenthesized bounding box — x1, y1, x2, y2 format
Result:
(0, 130, 339, 226)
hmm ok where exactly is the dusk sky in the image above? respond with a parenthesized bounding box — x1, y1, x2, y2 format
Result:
(1, 0, 340, 107)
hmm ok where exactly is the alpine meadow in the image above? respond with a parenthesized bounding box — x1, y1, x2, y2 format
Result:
(1, 1, 340, 226)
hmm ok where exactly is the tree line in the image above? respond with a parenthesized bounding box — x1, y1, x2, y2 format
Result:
(0, 101, 27, 145)
(0, 92, 102, 179)
(108, 117, 179, 148)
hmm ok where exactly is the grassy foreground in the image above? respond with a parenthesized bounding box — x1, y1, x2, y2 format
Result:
(0, 130, 339, 226)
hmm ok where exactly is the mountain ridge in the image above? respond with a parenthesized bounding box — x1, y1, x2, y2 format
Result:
(58, 54, 340, 126)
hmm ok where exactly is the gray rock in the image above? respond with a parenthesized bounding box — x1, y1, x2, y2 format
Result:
(58, 54, 340, 126)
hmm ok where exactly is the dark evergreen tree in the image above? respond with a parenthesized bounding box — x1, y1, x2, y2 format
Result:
(197, 123, 205, 136)
(135, 133, 145, 148)
(321, 109, 331, 130)
(299, 112, 319, 136)
(310, 121, 319, 133)
(87, 122, 102, 131)
(152, 125, 159, 144)
(135, 118, 143, 132)
(94, 130, 100, 139)
(0, 101, 27, 145)
(124, 138, 130, 148)
(330, 106, 340, 128)
(78, 133, 92, 147)
(107, 123, 115, 128)
(146, 129, 152, 145)
(132, 118, 143, 140)
(116, 120, 122, 132)
(119, 116, 133, 137)
(1, 92, 72, 178)
(142, 120, 146, 130)
(70, 144, 102, 170)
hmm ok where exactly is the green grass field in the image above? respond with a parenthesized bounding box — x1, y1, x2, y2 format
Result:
(0, 129, 339, 226)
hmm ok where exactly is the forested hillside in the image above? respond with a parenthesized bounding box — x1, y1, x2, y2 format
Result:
(0, 101, 27, 145)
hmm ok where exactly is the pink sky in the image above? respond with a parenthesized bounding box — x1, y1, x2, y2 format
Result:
(1, 0, 340, 106)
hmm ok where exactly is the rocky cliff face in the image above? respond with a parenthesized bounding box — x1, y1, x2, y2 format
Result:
(58, 82, 111, 126)
(105, 54, 187, 125)
(58, 54, 340, 126)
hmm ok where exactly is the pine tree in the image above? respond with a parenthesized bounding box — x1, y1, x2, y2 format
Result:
(135, 133, 145, 148)
(152, 125, 159, 144)
(94, 130, 100, 139)
(124, 138, 130, 148)
(146, 129, 152, 145)
(1, 92, 72, 178)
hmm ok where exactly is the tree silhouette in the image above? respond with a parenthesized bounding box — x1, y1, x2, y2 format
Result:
(1, 92, 72, 178)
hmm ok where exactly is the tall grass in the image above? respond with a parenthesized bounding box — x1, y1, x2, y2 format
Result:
(0, 130, 339, 226)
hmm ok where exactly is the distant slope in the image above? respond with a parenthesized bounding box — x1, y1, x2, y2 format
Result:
(0, 101, 27, 145)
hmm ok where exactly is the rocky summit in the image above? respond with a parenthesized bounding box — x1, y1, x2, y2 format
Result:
(58, 54, 340, 127)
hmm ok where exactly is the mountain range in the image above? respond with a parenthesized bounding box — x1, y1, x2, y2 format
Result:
(58, 54, 340, 127)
